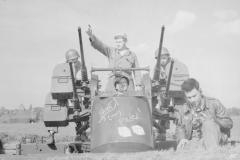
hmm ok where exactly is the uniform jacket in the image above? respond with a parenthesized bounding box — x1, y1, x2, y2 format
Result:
(90, 35, 142, 85)
(159, 57, 172, 79)
(174, 95, 233, 142)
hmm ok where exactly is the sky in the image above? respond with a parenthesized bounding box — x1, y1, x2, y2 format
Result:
(0, 0, 240, 109)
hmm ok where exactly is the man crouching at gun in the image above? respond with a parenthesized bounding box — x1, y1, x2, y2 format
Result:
(175, 78, 233, 149)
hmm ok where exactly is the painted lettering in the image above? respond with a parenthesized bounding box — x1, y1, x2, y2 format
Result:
(108, 110, 121, 121)
(119, 112, 140, 126)
(98, 98, 119, 123)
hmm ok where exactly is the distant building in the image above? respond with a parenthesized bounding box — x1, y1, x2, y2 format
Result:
(28, 110, 37, 123)
(0, 111, 15, 123)
(10, 110, 31, 123)
(0, 106, 38, 123)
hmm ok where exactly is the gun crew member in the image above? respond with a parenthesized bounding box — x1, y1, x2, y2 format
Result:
(46, 49, 82, 144)
(154, 47, 171, 81)
(175, 78, 233, 149)
(86, 25, 142, 92)
(153, 47, 171, 141)
(114, 74, 130, 95)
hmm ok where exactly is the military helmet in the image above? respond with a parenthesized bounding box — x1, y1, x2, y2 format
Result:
(155, 47, 170, 59)
(65, 49, 80, 61)
(114, 74, 130, 88)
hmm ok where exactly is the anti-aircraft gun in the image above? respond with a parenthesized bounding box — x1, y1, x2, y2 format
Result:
(43, 27, 92, 141)
(151, 26, 189, 136)
(15, 26, 189, 155)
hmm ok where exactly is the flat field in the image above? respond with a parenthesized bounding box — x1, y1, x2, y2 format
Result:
(2, 116, 239, 138)
(0, 121, 77, 136)
(0, 116, 239, 160)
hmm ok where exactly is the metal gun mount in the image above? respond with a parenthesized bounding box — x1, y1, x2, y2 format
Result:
(91, 67, 150, 74)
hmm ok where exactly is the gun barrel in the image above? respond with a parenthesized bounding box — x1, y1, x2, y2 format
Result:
(78, 27, 88, 81)
(69, 62, 77, 96)
(69, 62, 81, 110)
(156, 26, 165, 64)
(153, 25, 165, 81)
(166, 59, 174, 92)
(160, 59, 174, 111)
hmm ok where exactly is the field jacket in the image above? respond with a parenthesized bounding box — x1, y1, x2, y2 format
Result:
(90, 35, 142, 86)
(174, 95, 233, 142)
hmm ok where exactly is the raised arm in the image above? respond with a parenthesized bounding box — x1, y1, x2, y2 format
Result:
(86, 26, 114, 59)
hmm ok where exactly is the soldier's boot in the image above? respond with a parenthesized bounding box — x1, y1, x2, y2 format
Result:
(46, 132, 55, 144)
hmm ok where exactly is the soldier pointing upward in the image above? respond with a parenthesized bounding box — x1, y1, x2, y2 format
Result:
(86, 26, 142, 92)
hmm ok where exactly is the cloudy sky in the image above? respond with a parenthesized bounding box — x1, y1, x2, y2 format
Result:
(0, 0, 240, 109)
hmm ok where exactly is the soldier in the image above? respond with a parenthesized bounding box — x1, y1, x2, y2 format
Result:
(64, 49, 82, 79)
(154, 47, 171, 81)
(46, 49, 82, 144)
(114, 74, 130, 95)
(175, 78, 233, 149)
(86, 26, 142, 92)
(154, 47, 171, 108)
(153, 47, 171, 141)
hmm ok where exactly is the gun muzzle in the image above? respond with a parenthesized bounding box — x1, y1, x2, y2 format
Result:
(78, 27, 88, 82)
(153, 25, 165, 82)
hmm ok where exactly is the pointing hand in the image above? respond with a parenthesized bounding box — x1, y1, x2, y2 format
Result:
(86, 25, 93, 39)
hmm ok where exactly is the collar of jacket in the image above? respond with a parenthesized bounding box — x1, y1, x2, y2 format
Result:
(202, 95, 216, 109)
(202, 95, 209, 109)
(116, 47, 132, 56)
(183, 94, 211, 114)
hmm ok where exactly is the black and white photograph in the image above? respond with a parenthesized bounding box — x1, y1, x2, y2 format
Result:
(0, 0, 239, 159)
